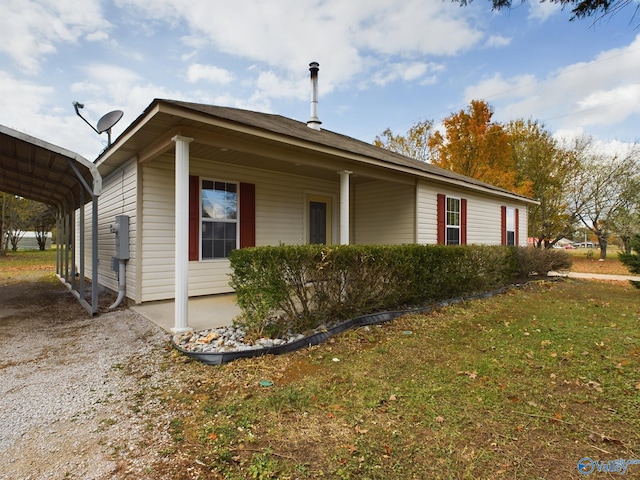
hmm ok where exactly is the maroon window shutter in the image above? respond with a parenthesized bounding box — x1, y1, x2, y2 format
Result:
(515, 208, 519, 246)
(500, 206, 507, 246)
(188, 176, 200, 261)
(437, 194, 446, 245)
(461, 198, 467, 245)
(239, 182, 256, 248)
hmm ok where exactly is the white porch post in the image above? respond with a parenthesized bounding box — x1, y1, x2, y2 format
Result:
(172, 135, 194, 333)
(338, 170, 352, 245)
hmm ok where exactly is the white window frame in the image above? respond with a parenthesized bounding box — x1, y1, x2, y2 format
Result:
(446, 196, 461, 245)
(506, 207, 516, 246)
(200, 178, 239, 260)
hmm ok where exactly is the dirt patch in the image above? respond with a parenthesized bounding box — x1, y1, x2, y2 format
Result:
(0, 271, 178, 480)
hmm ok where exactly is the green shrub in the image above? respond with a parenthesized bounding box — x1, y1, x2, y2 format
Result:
(619, 235, 640, 288)
(509, 246, 572, 277)
(228, 244, 570, 339)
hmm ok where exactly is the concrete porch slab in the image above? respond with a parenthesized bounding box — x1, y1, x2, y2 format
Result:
(131, 294, 241, 333)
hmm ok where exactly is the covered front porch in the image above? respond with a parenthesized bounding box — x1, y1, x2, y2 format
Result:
(131, 293, 241, 333)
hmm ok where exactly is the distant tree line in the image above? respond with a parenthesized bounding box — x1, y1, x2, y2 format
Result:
(0, 193, 56, 255)
(374, 99, 640, 259)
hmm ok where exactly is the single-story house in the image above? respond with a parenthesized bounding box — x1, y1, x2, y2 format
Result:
(89, 78, 536, 331)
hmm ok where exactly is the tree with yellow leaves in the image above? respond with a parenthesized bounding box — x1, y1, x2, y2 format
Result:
(428, 100, 531, 195)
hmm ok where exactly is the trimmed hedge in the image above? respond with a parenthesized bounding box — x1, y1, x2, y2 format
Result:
(229, 244, 570, 339)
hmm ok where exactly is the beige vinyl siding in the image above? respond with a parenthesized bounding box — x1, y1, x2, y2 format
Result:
(354, 180, 415, 244)
(82, 157, 138, 300)
(466, 195, 501, 245)
(416, 181, 438, 244)
(416, 180, 529, 245)
(140, 155, 339, 301)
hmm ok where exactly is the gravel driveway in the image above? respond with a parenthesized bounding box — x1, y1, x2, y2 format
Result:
(0, 272, 175, 480)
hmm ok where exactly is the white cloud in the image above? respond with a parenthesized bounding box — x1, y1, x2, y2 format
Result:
(254, 70, 307, 100)
(80, 64, 141, 86)
(577, 84, 640, 125)
(0, 0, 111, 75)
(370, 62, 439, 86)
(114, 0, 483, 91)
(186, 64, 234, 85)
(464, 33, 640, 141)
(484, 35, 511, 48)
(528, 1, 562, 21)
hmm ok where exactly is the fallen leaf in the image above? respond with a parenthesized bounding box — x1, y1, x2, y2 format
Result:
(208, 433, 218, 441)
(553, 412, 563, 421)
(346, 444, 357, 455)
(355, 426, 368, 434)
(587, 381, 603, 392)
(635, 382, 640, 390)
(436, 416, 445, 423)
(389, 394, 397, 401)
(384, 445, 392, 455)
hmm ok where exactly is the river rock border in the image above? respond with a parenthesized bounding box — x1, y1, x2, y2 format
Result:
(171, 283, 534, 366)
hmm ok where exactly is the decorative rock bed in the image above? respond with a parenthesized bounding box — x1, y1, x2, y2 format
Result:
(171, 284, 527, 366)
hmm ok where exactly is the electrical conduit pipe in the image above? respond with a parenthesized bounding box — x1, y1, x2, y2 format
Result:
(109, 259, 126, 309)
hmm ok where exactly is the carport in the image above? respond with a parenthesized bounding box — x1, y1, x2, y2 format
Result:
(0, 125, 102, 315)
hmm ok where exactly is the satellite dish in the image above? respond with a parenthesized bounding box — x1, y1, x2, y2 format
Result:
(72, 102, 124, 148)
(96, 110, 124, 134)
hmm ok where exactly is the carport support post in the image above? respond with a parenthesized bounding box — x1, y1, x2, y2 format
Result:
(338, 170, 352, 245)
(172, 135, 194, 333)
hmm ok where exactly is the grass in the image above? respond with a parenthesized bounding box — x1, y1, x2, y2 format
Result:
(155, 279, 640, 479)
(3, 248, 639, 478)
(566, 249, 631, 276)
(0, 249, 57, 281)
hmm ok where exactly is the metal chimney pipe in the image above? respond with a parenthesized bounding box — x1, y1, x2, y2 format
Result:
(307, 62, 321, 130)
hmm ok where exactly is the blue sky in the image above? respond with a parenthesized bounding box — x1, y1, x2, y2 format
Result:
(0, 0, 639, 160)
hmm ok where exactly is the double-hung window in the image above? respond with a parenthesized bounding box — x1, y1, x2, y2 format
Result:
(201, 180, 238, 259)
(446, 197, 461, 245)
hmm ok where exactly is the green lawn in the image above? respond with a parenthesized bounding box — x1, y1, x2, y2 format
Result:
(0, 248, 57, 281)
(0, 248, 56, 265)
(153, 279, 640, 479)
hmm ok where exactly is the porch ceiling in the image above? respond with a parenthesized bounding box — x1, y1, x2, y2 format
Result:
(0, 125, 101, 211)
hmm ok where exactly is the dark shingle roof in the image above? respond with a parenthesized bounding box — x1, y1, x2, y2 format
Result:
(126, 99, 536, 202)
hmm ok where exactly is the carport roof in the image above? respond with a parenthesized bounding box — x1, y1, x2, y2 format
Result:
(0, 125, 102, 211)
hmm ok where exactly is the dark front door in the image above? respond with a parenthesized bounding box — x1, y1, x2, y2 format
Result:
(309, 201, 327, 244)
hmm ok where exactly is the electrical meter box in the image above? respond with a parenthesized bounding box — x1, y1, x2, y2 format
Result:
(113, 215, 130, 260)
